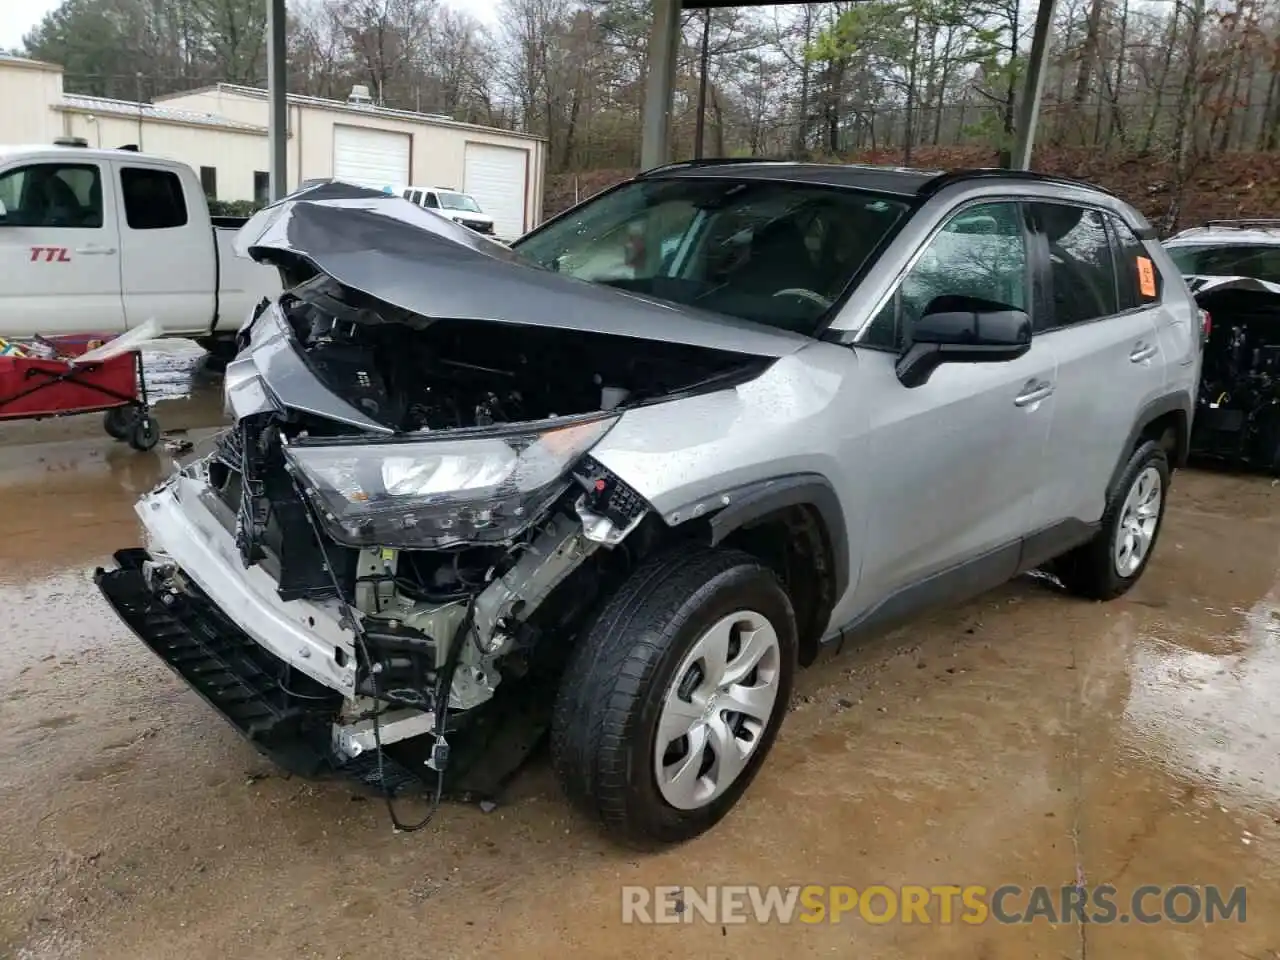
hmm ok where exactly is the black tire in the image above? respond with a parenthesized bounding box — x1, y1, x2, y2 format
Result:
(128, 414, 160, 452)
(1054, 440, 1170, 600)
(103, 406, 134, 440)
(550, 546, 797, 846)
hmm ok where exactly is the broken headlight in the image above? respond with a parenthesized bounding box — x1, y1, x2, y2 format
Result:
(283, 415, 617, 549)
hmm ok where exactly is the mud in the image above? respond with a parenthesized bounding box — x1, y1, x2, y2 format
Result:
(0, 400, 1278, 958)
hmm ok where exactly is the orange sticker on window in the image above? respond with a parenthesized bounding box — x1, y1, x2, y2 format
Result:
(1136, 257, 1157, 298)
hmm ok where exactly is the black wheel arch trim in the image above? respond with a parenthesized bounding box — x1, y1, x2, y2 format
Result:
(671, 473, 851, 607)
(1108, 392, 1192, 496)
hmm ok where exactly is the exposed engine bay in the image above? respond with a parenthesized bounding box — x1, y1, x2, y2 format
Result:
(1190, 284, 1280, 470)
(284, 274, 764, 432)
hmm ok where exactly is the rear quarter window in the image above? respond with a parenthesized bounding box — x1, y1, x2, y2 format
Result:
(120, 167, 188, 230)
(1109, 215, 1163, 309)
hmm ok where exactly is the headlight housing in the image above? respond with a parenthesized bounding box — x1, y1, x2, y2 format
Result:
(283, 415, 616, 549)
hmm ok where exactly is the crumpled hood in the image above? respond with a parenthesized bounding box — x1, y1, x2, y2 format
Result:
(234, 181, 808, 359)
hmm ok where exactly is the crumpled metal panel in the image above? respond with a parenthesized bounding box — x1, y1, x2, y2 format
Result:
(232, 181, 808, 359)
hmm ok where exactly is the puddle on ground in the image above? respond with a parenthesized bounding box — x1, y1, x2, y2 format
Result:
(1124, 587, 1280, 811)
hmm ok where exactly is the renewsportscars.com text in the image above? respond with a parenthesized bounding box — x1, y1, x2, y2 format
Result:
(621, 884, 1247, 925)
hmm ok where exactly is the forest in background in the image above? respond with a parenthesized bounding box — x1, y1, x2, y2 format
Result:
(14, 0, 1280, 227)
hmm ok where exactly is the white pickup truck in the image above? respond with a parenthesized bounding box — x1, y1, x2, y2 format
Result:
(0, 143, 279, 353)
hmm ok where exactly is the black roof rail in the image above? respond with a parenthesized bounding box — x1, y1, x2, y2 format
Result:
(918, 168, 1116, 199)
(637, 156, 788, 177)
(1203, 219, 1280, 229)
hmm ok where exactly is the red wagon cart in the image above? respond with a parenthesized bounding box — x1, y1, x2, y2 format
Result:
(0, 333, 160, 451)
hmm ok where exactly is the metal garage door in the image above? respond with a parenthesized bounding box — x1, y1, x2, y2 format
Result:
(464, 143, 528, 240)
(332, 125, 410, 191)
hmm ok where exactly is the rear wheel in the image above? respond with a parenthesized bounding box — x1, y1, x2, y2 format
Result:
(551, 547, 797, 846)
(1054, 440, 1169, 600)
(103, 406, 134, 440)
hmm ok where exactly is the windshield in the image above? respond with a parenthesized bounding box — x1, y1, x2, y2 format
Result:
(439, 191, 482, 212)
(512, 177, 911, 334)
(1167, 243, 1280, 283)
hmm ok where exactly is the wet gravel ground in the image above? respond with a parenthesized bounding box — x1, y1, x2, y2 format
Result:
(0, 359, 1278, 959)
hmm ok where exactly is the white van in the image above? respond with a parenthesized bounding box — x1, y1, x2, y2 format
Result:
(396, 185, 496, 237)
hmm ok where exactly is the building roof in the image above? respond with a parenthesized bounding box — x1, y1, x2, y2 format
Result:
(56, 94, 267, 133)
(157, 82, 546, 142)
(0, 54, 61, 73)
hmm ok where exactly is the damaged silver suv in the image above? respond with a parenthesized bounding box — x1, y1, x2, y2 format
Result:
(96, 163, 1201, 845)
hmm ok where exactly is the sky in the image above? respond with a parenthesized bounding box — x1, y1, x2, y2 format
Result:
(1, 0, 498, 54)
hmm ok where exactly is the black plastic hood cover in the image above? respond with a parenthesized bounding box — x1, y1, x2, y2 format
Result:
(234, 181, 809, 359)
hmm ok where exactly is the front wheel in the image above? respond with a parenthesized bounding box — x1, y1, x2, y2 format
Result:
(1054, 440, 1170, 600)
(551, 547, 797, 846)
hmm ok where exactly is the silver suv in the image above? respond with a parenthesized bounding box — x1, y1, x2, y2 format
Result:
(96, 165, 1201, 846)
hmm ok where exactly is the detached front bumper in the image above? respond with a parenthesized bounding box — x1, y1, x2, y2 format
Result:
(132, 472, 357, 694)
(94, 472, 427, 791)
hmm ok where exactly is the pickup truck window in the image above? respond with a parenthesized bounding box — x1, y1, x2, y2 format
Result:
(120, 167, 188, 230)
(0, 163, 103, 229)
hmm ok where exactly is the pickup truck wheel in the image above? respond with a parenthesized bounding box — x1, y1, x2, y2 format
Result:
(550, 547, 797, 846)
(128, 414, 160, 452)
(103, 406, 134, 440)
(1054, 440, 1169, 600)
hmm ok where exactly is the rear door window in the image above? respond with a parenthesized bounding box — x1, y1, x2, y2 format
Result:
(1029, 203, 1119, 330)
(120, 167, 188, 230)
(423, 192, 439, 209)
(1109, 216, 1163, 310)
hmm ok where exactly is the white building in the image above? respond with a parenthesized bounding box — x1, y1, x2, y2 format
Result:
(0, 55, 547, 239)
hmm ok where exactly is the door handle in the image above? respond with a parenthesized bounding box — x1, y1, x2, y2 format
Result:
(1014, 380, 1054, 407)
(74, 245, 117, 255)
(1129, 342, 1158, 363)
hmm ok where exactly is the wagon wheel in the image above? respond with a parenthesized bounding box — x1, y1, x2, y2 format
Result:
(103, 406, 136, 440)
(128, 413, 160, 452)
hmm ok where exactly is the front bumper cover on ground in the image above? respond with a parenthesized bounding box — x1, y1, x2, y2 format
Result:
(94, 550, 423, 793)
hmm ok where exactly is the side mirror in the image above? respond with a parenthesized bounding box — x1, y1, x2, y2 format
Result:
(895, 296, 1031, 388)
(0, 199, 7, 222)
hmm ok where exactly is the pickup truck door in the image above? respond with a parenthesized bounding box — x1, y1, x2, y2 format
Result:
(0, 159, 125, 335)
(112, 159, 215, 334)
